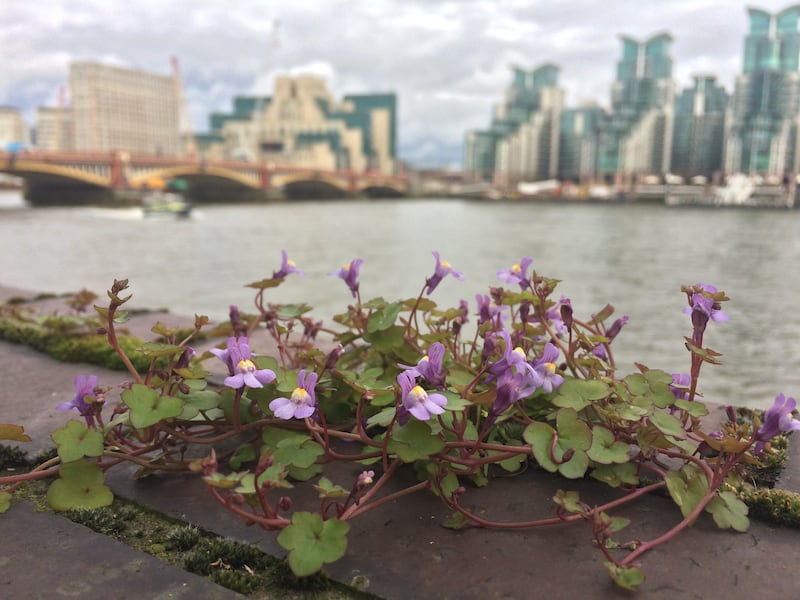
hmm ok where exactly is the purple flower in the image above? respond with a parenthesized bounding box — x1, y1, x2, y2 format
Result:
(497, 257, 533, 288)
(57, 375, 101, 424)
(488, 366, 540, 422)
(533, 343, 564, 394)
(397, 370, 447, 421)
(670, 373, 691, 401)
(272, 249, 305, 279)
(329, 258, 363, 298)
(684, 293, 728, 324)
(269, 369, 318, 420)
(754, 393, 800, 452)
(476, 294, 504, 325)
(488, 328, 537, 383)
(211, 337, 276, 389)
(425, 251, 464, 295)
(399, 342, 446, 388)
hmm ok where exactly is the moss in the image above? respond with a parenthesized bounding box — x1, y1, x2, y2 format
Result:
(739, 487, 800, 528)
(0, 315, 151, 371)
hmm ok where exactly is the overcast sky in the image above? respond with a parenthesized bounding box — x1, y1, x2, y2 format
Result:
(2, 0, 797, 167)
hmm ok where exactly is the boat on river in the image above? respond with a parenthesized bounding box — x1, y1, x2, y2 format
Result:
(141, 177, 192, 217)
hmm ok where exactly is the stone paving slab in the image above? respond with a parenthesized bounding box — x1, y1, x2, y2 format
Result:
(0, 501, 243, 600)
(2, 285, 800, 599)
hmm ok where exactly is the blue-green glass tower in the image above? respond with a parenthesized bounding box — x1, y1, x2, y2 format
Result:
(671, 76, 728, 178)
(597, 32, 675, 178)
(464, 64, 561, 180)
(725, 5, 800, 175)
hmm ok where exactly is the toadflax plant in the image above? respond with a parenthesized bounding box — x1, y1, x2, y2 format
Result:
(0, 251, 798, 590)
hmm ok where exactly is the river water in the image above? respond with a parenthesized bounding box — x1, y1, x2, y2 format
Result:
(2, 189, 799, 409)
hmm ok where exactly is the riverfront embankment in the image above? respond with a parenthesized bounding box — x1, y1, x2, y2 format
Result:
(1, 284, 800, 599)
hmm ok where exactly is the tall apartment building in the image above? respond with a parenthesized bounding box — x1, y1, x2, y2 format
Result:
(69, 61, 181, 155)
(724, 6, 800, 176)
(204, 75, 396, 175)
(598, 33, 676, 179)
(464, 65, 564, 184)
(671, 75, 728, 178)
(0, 107, 29, 149)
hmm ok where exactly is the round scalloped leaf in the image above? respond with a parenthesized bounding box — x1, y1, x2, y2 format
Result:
(590, 462, 639, 488)
(46, 461, 113, 511)
(122, 384, 184, 429)
(387, 420, 445, 463)
(274, 438, 324, 469)
(604, 562, 645, 590)
(51, 420, 104, 463)
(277, 512, 350, 576)
(649, 411, 686, 439)
(366, 302, 402, 332)
(553, 378, 610, 411)
(586, 426, 630, 464)
(706, 491, 749, 532)
(523, 422, 558, 473)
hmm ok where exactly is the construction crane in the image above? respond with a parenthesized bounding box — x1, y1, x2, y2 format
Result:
(171, 56, 197, 157)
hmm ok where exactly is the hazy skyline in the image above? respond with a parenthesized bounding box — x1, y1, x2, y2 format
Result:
(2, 0, 798, 167)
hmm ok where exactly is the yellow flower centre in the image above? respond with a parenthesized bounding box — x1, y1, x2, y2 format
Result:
(410, 385, 428, 401)
(512, 347, 526, 359)
(287, 259, 296, 267)
(291, 387, 310, 404)
(511, 263, 521, 272)
(545, 362, 556, 374)
(238, 359, 256, 372)
(441, 260, 451, 268)
(344, 262, 351, 270)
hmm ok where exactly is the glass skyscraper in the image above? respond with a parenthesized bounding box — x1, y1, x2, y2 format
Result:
(725, 6, 800, 175)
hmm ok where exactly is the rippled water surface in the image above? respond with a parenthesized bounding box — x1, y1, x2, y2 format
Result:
(2, 189, 800, 408)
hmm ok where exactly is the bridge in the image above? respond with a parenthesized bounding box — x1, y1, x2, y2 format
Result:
(0, 151, 408, 205)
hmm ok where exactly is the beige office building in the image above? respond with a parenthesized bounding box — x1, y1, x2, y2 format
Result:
(205, 75, 397, 175)
(69, 61, 181, 155)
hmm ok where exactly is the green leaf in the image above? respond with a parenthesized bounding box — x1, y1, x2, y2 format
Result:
(314, 477, 350, 499)
(275, 304, 312, 319)
(366, 406, 397, 428)
(177, 389, 222, 420)
(366, 302, 403, 332)
(274, 438, 324, 469)
(673, 399, 709, 417)
(586, 426, 629, 464)
(277, 512, 350, 576)
(363, 325, 405, 351)
(553, 489, 586, 514)
(649, 412, 686, 439)
(122, 384, 184, 429)
(287, 463, 325, 481)
(524, 409, 591, 479)
(0, 424, 31, 443)
(553, 378, 610, 411)
(605, 562, 645, 591)
(46, 460, 113, 511)
(590, 463, 639, 488)
(387, 420, 445, 462)
(523, 422, 558, 473)
(665, 464, 709, 518)
(229, 443, 257, 470)
(706, 491, 749, 532)
(51, 420, 104, 463)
